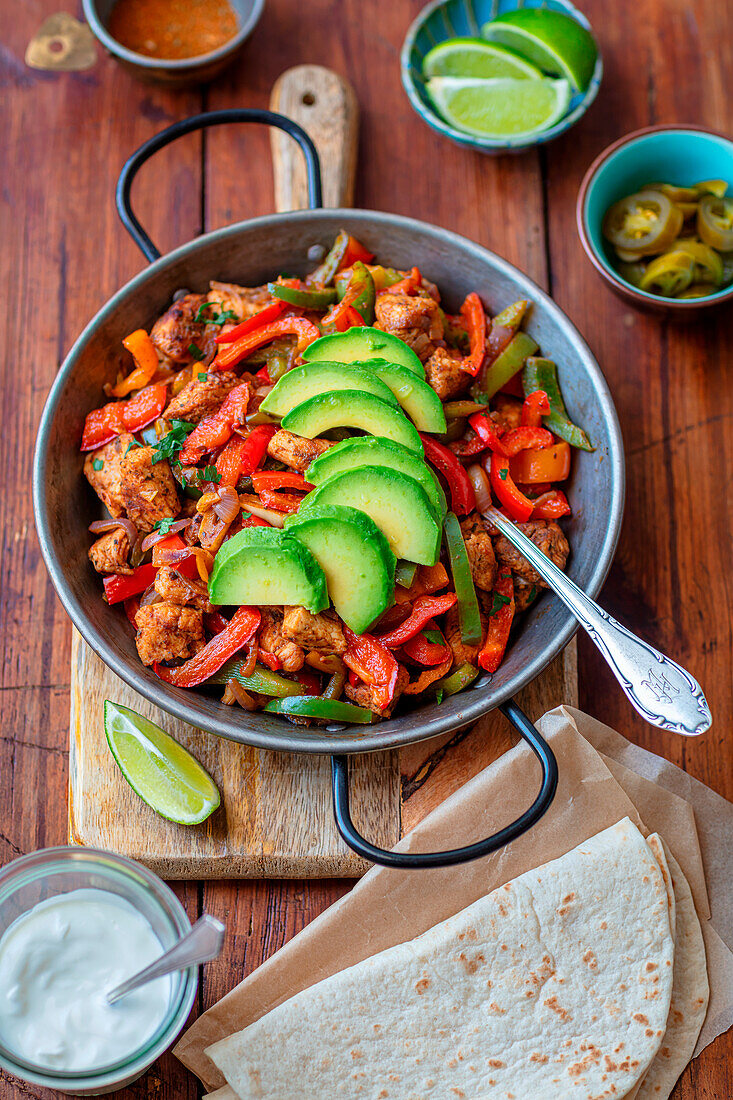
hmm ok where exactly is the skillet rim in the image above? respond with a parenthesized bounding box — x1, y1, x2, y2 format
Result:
(33, 208, 625, 755)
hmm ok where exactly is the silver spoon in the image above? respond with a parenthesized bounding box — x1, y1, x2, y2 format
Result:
(106, 914, 225, 1006)
(483, 506, 711, 737)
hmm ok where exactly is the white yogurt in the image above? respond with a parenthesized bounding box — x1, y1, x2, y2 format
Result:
(0, 888, 172, 1072)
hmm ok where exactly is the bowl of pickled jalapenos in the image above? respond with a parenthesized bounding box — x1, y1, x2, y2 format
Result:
(577, 125, 733, 313)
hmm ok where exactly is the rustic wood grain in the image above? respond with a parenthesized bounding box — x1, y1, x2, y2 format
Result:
(0, 0, 729, 1096)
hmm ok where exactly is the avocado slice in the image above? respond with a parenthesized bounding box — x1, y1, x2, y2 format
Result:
(208, 527, 328, 612)
(281, 391, 422, 454)
(302, 326, 425, 377)
(259, 362, 398, 418)
(305, 436, 446, 521)
(354, 359, 446, 432)
(285, 504, 396, 634)
(299, 467, 440, 565)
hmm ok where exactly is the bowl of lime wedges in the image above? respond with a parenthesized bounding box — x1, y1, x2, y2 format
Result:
(401, 0, 602, 153)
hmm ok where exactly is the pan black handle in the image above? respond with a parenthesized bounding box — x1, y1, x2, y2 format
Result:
(115, 108, 323, 263)
(330, 699, 558, 869)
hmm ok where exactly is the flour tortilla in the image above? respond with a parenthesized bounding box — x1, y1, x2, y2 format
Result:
(627, 842, 709, 1100)
(204, 1090, 237, 1100)
(207, 819, 675, 1099)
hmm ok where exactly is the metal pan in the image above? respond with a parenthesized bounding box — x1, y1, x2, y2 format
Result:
(33, 110, 625, 867)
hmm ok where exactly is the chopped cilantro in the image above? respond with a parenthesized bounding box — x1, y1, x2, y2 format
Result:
(528, 585, 537, 603)
(188, 342, 205, 361)
(92, 458, 104, 471)
(434, 689, 445, 705)
(489, 591, 511, 617)
(197, 372, 208, 382)
(199, 464, 222, 484)
(498, 468, 508, 480)
(124, 438, 142, 456)
(153, 517, 175, 535)
(194, 302, 238, 326)
(151, 420, 194, 465)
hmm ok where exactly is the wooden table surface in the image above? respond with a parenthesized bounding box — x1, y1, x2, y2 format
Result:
(1, 0, 731, 1096)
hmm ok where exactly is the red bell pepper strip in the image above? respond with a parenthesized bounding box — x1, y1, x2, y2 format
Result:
(459, 292, 487, 377)
(498, 372, 525, 398)
(521, 389, 551, 427)
(419, 433, 476, 516)
(468, 412, 508, 456)
(251, 471, 313, 493)
(154, 606, 261, 688)
(343, 627, 399, 710)
(112, 330, 160, 397)
(213, 317, 320, 370)
(293, 669, 321, 695)
(531, 489, 572, 520)
(257, 488, 303, 514)
(380, 266, 422, 296)
(500, 426, 555, 456)
(257, 647, 282, 671)
(376, 593, 457, 648)
(241, 513, 271, 528)
(255, 365, 271, 383)
(402, 629, 450, 666)
(123, 596, 141, 625)
(81, 383, 168, 451)
(478, 570, 515, 673)
(342, 235, 374, 267)
(489, 452, 534, 523)
(216, 424, 277, 486)
(178, 383, 250, 465)
(215, 300, 287, 344)
(205, 610, 230, 635)
(449, 429, 488, 458)
(103, 535, 197, 604)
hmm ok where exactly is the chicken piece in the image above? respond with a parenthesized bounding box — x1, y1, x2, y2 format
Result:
(118, 444, 180, 533)
(209, 281, 272, 321)
(151, 293, 214, 363)
(84, 436, 128, 519)
(134, 603, 205, 666)
(514, 579, 539, 614)
(374, 293, 444, 363)
(281, 607, 347, 656)
(490, 394, 522, 434)
(492, 519, 570, 588)
(460, 513, 497, 592)
(424, 347, 471, 401)
(266, 430, 333, 473)
(164, 370, 241, 425)
(154, 566, 212, 612)
(88, 527, 132, 575)
(344, 665, 410, 718)
(259, 609, 304, 672)
(443, 604, 487, 667)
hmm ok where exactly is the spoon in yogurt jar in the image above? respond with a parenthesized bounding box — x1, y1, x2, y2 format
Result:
(107, 913, 225, 1005)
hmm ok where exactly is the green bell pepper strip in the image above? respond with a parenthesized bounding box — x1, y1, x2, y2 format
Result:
(306, 230, 350, 287)
(443, 512, 482, 645)
(522, 358, 594, 452)
(429, 662, 480, 697)
(206, 659, 304, 697)
(335, 265, 405, 298)
(324, 262, 376, 327)
(267, 282, 337, 309)
(492, 300, 528, 331)
(472, 332, 539, 402)
(395, 560, 418, 588)
(264, 696, 374, 723)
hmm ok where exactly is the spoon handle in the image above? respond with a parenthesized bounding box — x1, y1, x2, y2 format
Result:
(107, 914, 225, 1006)
(485, 508, 711, 737)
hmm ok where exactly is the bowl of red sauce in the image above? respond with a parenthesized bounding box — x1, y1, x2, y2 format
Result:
(83, 0, 265, 85)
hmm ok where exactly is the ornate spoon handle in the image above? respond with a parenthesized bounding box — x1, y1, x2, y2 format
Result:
(485, 508, 711, 737)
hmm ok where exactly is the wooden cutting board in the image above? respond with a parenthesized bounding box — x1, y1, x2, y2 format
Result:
(68, 66, 578, 877)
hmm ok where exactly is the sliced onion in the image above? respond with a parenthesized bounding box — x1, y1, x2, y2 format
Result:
(130, 534, 147, 568)
(89, 518, 138, 545)
(139, 582, 162, 608)
(226, 679, 258, 710)
(467, 464, 492, 514)
(140, 518, 193, 553)
(213, 484, 240, 524)
(239, 500, 286, 528)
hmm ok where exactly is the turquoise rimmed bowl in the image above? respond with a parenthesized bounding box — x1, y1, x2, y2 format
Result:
(401, 0, 603, 154)
(577, 124, 733, 315)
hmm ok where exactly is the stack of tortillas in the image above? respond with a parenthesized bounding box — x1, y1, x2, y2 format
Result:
(201, 819, 708, 1099)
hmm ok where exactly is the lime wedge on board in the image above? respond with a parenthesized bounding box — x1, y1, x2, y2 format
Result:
(427, 76, 571, 140)
(104, 700, 220, 825)
(481, 9, 598, 92)
(423, 37, 543, 80)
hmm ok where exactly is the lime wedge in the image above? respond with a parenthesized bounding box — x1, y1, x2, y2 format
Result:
(423, 37, 543, 80)
(481, 9, 598, 92)
(104, 700, 220, 825)
(427, 76, 571, 140)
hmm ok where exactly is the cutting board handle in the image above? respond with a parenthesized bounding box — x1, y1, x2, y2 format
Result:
(270, 65, 358, 212)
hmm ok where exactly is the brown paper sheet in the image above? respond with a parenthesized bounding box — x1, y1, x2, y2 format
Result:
(175, 707, 733, 1091)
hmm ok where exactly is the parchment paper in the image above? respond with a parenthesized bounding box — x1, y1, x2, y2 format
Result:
(175, 706, 733, 1091)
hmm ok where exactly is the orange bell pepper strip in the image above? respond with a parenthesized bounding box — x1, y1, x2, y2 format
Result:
(178, 383, 250, 465)
(343, 627, 399, 710)
(531, 489, 572, 520)
(112, 330, 160, 397)
(508, 440, 571, 484)
(81, 383, 168, 451)
(459, 292, 487, 377)
(216, 424, 277, 486)
(478, 570, 515, 673)
(154, 605, 261, 688)
(375, 593, 457, 647)
(489, 453, 534, 523)
(213, 317, 320, 370)
(379, 266, 422, 296)
(215, 299, 287, 344)
(521, 389, 550, 427)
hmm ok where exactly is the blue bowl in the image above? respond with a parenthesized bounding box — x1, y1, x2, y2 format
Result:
(577, 125, 733, 314)
(401, 0, 603, 154)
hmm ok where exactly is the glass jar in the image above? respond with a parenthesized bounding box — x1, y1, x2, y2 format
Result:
(0, 846, 197, 1094)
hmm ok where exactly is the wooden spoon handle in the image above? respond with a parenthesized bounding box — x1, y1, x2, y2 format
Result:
(270, 65, 358, 212)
